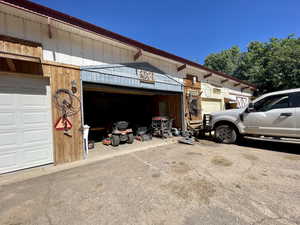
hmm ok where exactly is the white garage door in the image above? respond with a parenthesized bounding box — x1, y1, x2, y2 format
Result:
(0, 74, 53, 174)
(201, 98, 223, 116)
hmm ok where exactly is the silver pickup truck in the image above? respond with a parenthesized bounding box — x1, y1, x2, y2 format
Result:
(206, 88, 300, 144)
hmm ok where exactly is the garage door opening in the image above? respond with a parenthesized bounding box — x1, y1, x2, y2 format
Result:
(83, 83, 182, 142)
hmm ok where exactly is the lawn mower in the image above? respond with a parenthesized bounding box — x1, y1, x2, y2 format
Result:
(110, 121, 134, 147)
(135, 126, 152, 142)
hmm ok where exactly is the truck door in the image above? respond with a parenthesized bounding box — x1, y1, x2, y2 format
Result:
(290, 92, 300, 137)
(243, 93, 296, 137)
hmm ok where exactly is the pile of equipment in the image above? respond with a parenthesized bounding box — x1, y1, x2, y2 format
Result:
(151, 116, 173, 138)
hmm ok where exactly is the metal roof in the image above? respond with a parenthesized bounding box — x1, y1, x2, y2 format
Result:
(81, 64, 183, 93)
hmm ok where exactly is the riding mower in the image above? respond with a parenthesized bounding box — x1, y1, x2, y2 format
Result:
(110, 121, 134, 147)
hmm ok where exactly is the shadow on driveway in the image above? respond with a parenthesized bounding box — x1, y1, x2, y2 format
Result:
(238, 139, 300, 155)
(200, 135, 300, 155)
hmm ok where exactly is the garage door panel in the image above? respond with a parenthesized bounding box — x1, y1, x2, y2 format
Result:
(202, 99, 222, 115)
(0, 152, 17, 169)
(0, 112, 16, 126)
(22, 145, 53, 165)
(23, 129, 50, 144)
(21, 94, 48, 107)
(0, 93, 16, 107)
(23, 112, 49, 125)
(0, 75, 53, 174)
(0, 132, 18, 147)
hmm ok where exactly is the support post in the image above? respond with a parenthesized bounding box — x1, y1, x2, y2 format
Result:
(221, 79, 228, 84)
(48, 17, 52, 39)
(177, 64, 186, 72)
(134, 49, 142, 61)
(204, 73, 212, 79)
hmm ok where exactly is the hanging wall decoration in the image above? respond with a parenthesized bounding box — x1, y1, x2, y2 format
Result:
(53, 88, 81, 137)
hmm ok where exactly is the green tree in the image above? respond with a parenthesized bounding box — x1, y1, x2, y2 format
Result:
(204, 35, 300, 94)
(204, 46, 242, 76)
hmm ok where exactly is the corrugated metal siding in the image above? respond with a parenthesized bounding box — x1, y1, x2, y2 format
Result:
(81, 64, 183, 93)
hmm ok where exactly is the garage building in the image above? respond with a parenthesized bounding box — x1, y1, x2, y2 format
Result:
(0, 0, 255, 174)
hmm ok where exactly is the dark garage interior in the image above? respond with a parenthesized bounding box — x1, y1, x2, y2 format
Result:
(83, 83, 182, 142)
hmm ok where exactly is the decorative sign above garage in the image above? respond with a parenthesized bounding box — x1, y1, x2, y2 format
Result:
(137, 69, 155, 83)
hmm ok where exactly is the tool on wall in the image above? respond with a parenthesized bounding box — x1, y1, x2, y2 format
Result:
(53, 88, 81, 137)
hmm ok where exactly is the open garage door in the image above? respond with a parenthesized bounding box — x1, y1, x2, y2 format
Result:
(82, 83, 182, 141)
(0, 74, 53, 174)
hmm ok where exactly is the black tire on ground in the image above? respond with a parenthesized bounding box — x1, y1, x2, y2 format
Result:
(215, 124, 238, 144)
(112, 135, 120, 147)
(128, 133, 134, 144)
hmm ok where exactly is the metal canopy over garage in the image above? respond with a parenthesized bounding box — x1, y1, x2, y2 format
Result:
(80, 63, 183, 93)
(81, 63, 184, 143)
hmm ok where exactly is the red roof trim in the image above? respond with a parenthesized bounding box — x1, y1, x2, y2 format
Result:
(1, 0, 256, 89)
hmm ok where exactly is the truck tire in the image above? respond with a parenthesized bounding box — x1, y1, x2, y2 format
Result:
(112, 135, 120, 147)
(215, 124, 237, 144)
(128, 133, 134, 144)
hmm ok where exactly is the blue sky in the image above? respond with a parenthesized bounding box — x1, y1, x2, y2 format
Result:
(34, 0, 300, 64)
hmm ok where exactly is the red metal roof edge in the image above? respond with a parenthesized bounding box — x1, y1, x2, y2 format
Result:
(1, 0, 256, 89)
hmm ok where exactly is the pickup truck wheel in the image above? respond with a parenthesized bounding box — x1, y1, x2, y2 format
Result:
(215, 125, 237, 144)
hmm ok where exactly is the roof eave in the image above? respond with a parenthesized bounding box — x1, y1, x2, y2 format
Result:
(0, 0, 256, 89)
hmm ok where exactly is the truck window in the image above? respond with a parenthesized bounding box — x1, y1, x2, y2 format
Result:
(290, 92, 300, 107)
(254, 94, 290, 112)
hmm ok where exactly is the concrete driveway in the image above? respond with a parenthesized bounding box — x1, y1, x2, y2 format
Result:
(0, 139, 300, 225)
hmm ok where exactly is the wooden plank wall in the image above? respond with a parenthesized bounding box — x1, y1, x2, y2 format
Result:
(43, 62, 83, 164)
(0, 34, 83, 164)
(184, 78, 202, 123)
(0, 35, 42, 58)
(152, 95, 182, 128)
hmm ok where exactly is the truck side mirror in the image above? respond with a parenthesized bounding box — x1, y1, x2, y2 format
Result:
(247, 102, 255, 112)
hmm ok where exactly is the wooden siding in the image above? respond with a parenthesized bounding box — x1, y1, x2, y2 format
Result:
(43, 62, 83, 164)
(0, 34, 83, 164)
(0, 33, 83, 164)
(152, 95, 182, 128)
(0, 34, 42, 58)
(184, 78, 202, 125)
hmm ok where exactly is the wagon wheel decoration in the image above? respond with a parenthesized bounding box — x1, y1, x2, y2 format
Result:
(53, 89, 81, 136)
